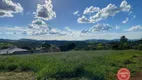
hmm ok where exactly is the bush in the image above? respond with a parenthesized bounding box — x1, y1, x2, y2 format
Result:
(112, 44, 119, 50)
(60, 43, 76, 51)
(137, 44, 142, 50)
(96, 43, 105, 50)
(6, 64, 18, 71)
(0, 43, 14, 49)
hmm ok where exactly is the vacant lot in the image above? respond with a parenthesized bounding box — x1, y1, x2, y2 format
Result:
(0, 50, 141, 80)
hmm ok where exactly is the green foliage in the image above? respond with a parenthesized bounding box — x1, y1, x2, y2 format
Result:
(21, 46, 31, 50)
(42, 42, 51, 51)
(96, 43, 105, 50)
(112, 44, 119, 50)
(120, 36, 128, 43)
(137, 44, 142, 50)
(0, 43, 14, 49)
(118, 36, 130, 50)
(0, 50, 141, 80)
(60, 43, 76, 51)
(0, 36, 142, 51)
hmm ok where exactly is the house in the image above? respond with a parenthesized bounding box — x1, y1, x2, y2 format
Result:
(34, 45, 61, 53)
(0, 46, 29, 55)
(34, 47, 45, 53)
(50, 46, 61, 52)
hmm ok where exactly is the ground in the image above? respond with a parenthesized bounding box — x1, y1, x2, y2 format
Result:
(131, 72, 142, 80)
(0, 72, 35, 80)
(0, 50, 141, 80)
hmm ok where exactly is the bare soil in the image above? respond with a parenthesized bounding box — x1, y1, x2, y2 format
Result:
(131, 72, 142, 80)
(0, 72, 35, 80)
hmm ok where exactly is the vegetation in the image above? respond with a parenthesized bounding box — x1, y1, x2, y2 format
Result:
(42, 42, 51, 52)
(0, 36, 142, 79)
(59, 42, 76, 51)
(0, 36, 142, 52)
(0, 43, 14, 49)
(0, 50, 141, 80)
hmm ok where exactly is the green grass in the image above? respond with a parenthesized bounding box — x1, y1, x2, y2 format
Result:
(0, 50, 141, 80)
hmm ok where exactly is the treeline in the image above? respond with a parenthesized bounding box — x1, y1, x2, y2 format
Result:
(74, 36, 142, 50)
(0, 36, 142, 53)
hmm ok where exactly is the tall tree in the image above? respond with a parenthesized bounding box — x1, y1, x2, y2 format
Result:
(119, 36, 129, 49)
(120, 36, 128, 43)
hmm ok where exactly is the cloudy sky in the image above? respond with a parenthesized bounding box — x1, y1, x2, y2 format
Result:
(0, 0, 142, 40)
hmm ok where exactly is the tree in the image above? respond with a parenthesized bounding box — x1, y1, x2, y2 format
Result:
(96, 43, 104, 50)
(0, 43, 13, 49)
(112, 44, 119, 50)
(68, 43, 76, 50)
(137, 44, 142, 50)
(119, 36, 129, 49)
(59, 43, 76, 51)
(42, 42, 51, 51)
(120, 36, 128, 43)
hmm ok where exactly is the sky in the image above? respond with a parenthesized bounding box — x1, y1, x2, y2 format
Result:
(0, 0, 142, 40)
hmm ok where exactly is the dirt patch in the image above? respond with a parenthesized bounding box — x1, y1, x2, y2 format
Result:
(0, 72, 35, 80)
(132, 56, 142, 59)
(131, 72, 142, 80)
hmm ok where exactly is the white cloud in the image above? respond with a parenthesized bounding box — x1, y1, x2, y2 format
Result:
(23, 31, 142, 40)
(73, 11, 80, 16)
(125, 25, 142, 31)
(22, 28, 49, 36)
(77, 16, 90, 23)
(0, 20, 64, 36)
(89, 23, 111, 32)
(0, 26, 25, 32)
(0, 21, 53, 36)
(116, 26, 120, 29)
(122, 17, 129, 24)
(64, 27, 82, 37)
(81, 30, 89, 33)
(49, 28, 63, 35)
(64, 27, 73, 32)
(90, 4, 119, 23)
(1, 25, 142, 40)
(25, 23, 112, 36)
(120, 0, 131, 12)
(26, 19, 53, 35)
(0, 0, 23, 17)
(35, 0, 56, 20)
(28, 19, 49, 29)
(23, 19, 67, 36)
(83, 6, 100, 14)
(5, 32, 14, 35)
(0, 26, 27, 36)
(78, 0, 131, 23)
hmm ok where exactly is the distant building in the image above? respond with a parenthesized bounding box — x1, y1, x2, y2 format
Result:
(50, 46, 61, 52)
(0, 46, 29, 55)
(34, 47, 45, 53)
(34, 45, 61, 53)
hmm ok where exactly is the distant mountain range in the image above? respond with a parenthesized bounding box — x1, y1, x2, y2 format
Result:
(0, 38, 139, 43)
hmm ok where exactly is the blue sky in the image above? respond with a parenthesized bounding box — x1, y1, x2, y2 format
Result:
(0, 0, 142, 40)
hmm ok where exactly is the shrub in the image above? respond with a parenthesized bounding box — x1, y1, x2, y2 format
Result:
(137, 44, 142, 50)
(112, 44, 119, 50)
(6, 64, 18, 71)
